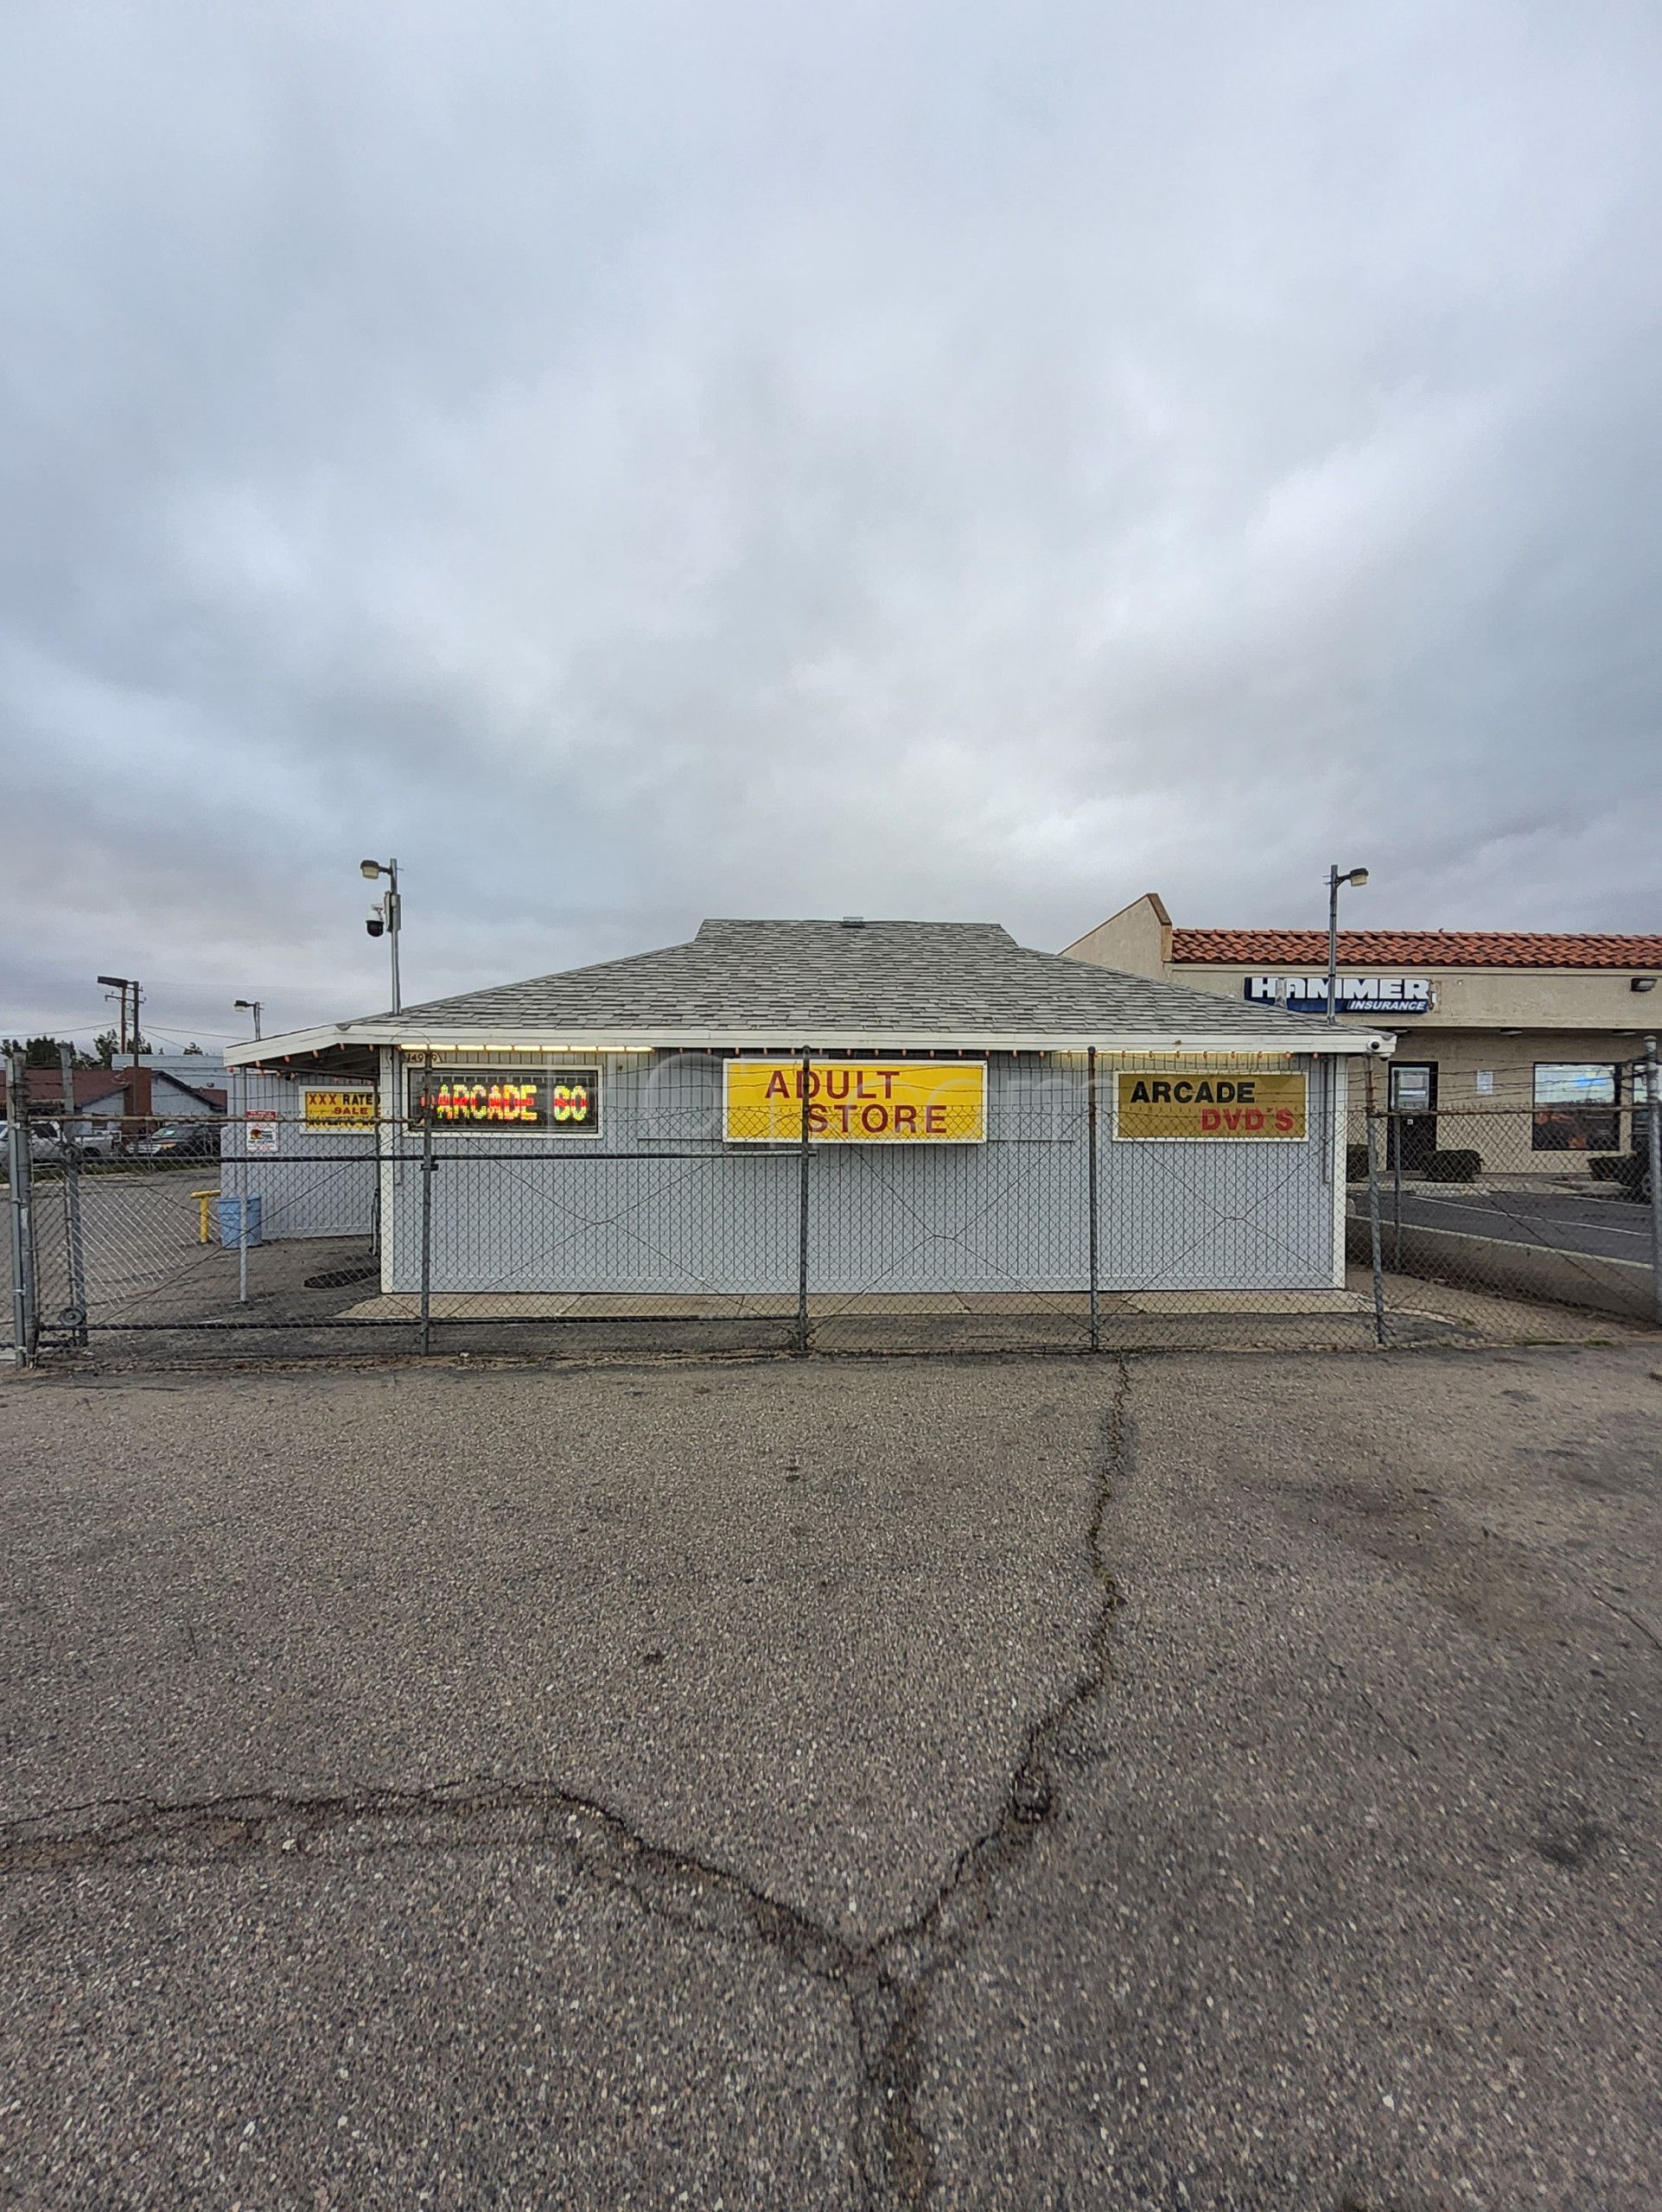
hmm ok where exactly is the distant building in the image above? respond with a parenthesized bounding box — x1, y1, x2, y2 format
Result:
(117, 1054, 230, 1119)
(0, 1064, 227, 1123)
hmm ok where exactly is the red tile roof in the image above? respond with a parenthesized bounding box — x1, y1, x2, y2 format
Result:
(1171, 929, 1662, 970)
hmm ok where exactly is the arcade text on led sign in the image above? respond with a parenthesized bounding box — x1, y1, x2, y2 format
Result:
(406, 1065, 600, 1134)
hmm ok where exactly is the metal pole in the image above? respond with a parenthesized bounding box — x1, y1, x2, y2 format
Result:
(1646, 1035, 1661, 1329)
(370, 1111, 382, 1261)
(795, 1050, 812, 1355)
(1086, 1046, 1100, 1352)
(1391, 1098, 1404, 1272)
(387, 860, 401, 1014)
(1325, 865, 1340, 1026)
(1364, 1057, 1387, 1345)
(418, 1049, 434, 1354)
(5, 1049, 38, 1366)
(237, 1084, 250, 1305)
(58, 1043, 87, 1344)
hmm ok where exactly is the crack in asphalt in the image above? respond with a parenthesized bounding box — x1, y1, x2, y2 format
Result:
(0, 1358, 1133, 2212)
(1585, 1583, 1662, 1656)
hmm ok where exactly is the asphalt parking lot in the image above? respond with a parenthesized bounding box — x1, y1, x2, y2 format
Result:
(2, 1347, 1659, 2209)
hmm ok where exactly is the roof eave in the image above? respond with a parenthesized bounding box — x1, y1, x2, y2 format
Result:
(246, 1021, 1393, 1058)
(224, 1025, 366, 1068)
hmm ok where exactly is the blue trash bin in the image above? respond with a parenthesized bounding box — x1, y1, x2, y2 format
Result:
(216, 1195, 264, 1248)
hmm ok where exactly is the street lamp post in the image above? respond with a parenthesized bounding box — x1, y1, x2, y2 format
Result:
(360, 858, 402, 1014)
(234, 998, 264, 1040)
(1325, 865, 1370, 1025)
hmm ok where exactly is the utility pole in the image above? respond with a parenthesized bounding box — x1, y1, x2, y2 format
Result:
(97, 975, 139, 1057)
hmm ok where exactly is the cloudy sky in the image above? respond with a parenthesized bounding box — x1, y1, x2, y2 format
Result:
(3, 0, 1659, 1048)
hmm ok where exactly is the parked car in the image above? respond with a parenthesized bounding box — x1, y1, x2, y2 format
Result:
(130, 1119, 224, 1161)
(25, 1120, 66, 1166)
(26, 1118, 122, 1166)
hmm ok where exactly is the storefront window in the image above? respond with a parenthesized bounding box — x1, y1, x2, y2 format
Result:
(1531, 1064, 1618, 1152)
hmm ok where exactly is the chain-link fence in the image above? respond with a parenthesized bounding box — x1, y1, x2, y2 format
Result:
(1346, 1048, 1660, 1339)
(6, 1045, 1659, 1366)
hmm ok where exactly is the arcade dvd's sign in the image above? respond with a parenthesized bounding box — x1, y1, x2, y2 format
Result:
(1114, 1070, 1307, 1141)
(724, 1058, 986, 1143)
(406, 1065, 600, 1135)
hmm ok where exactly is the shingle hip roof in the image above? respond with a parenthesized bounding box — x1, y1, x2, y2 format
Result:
(1173, 928, 1662, 969)
(350, 918, 1371, 1047)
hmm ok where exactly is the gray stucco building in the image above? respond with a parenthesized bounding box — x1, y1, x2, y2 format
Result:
(225, 918, 1392, 1301)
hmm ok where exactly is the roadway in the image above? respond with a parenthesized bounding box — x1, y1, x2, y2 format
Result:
(1354, 1182, 1654, 1268)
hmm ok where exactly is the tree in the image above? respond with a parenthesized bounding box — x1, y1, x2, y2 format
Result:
(182, 1042, 205, 1055)
(92, 1029, 150, 1065)
(1, 1035, 97, 1070)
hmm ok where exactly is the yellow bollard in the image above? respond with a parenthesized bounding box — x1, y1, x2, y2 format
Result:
(194, 1188, 220, 1244)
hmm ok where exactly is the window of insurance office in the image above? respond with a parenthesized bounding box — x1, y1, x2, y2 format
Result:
(1532, 1063, 1619, 1152)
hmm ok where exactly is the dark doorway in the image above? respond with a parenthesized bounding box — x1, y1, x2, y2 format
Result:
(1388, 1063, 1438, 1172)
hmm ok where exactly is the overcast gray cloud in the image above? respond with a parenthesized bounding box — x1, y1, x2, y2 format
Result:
(3, 0, 1659, 1046)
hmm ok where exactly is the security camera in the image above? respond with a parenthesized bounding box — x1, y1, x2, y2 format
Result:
(366, 911, 385, 938)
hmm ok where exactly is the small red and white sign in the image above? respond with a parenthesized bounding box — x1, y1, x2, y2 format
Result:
(245, 1109, 279, 1155)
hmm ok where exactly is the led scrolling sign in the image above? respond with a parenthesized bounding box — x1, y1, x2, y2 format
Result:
(406, 1065, 600, 1134)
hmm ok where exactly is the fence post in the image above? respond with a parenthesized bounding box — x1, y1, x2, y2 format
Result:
(419, 1051, 435, 1356)
(1646, 1034, 1661, 1329)
(5, 1049, 38, 1365)
(237, 1079, 251, 1305)
(57, 1042, 87, 1344)
(795, 1050, 812, 1355)
(1086, 1046, 1100, 1352)
(1391, 1109, 1404, 1272)
(1364, 1058, 1387, 1346)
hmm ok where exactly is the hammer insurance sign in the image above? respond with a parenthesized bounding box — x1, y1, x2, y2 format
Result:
(1114, 1069, 1307, 1141)
(725, 1059, 986, 1142)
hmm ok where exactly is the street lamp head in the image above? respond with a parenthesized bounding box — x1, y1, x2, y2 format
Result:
(97, 975, 132, 988)
(360, 859, 385, 880)
(1345, 867, 1370, 888)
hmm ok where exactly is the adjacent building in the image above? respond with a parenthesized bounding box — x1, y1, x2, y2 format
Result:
(1064, 894, 1660, 1174)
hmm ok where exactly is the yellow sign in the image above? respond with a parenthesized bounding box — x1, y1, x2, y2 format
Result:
(1114, 1070, 1307, 1141)
(724, 1059, 986, 1143)
(302, 1088, 378, 1128)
